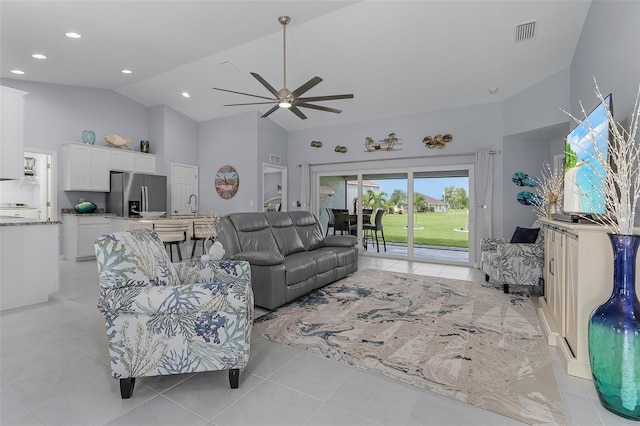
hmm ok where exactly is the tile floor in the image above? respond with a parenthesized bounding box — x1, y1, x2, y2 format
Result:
(0, 256, 635, 425)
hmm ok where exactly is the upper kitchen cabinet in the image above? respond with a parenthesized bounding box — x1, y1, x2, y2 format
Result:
(111, 150, 157, 174)
(0, 86, 28, 180)
(63, 144, 110, 191)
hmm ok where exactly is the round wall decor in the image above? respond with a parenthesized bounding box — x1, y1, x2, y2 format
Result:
(215, 165, 239, 199)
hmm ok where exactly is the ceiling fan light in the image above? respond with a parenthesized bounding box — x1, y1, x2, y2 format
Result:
(279, 101, 292, 108)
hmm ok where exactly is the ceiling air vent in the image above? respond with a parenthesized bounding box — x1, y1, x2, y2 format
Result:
(515, 21, 536, 42)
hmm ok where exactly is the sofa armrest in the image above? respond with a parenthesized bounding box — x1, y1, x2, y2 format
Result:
(173, 260, 251, 285)
(324, 235, 357, 247)
(98, 277, 252, 316)
(481, 237, 506, 252)
(497, 242, 544, 260)
(231, 250, 285, 266)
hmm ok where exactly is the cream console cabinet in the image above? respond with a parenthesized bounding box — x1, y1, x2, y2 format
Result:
(63, 215, 111, 261)
(63, 144, 110, 191)
(537, 219, 640, 379)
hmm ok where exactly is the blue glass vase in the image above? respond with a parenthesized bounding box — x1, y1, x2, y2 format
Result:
(588, 234, 640, 420)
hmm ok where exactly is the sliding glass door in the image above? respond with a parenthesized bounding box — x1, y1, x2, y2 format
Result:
(316, 165, 472, 264)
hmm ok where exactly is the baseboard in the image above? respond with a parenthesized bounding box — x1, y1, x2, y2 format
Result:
(537, 297, 560, 346)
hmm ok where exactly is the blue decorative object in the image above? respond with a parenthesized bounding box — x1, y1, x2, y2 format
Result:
(512, 171, 538, 187)
(588, 234, 640, 420)
(74, 201, 97, 213)
(516, 191, 542, 206)
(82, 130, 96, 145)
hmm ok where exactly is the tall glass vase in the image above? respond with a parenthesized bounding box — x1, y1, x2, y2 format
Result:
(588, 234, 640, 420)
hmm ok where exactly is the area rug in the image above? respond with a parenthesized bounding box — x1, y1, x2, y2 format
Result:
(253, 269, 568, 425)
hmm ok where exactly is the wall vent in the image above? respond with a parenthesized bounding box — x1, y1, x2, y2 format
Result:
(269, 154, 281, 164)
(515, 21, 536, 42)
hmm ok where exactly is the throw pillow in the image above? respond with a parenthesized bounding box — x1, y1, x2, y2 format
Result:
(510, 226, 540, 243)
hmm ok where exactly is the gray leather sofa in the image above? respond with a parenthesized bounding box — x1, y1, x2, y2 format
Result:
(217, 211, 358, 309)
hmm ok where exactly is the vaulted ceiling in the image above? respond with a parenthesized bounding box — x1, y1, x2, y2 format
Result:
(1, 1, 591, 131)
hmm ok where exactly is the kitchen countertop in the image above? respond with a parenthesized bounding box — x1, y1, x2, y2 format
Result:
(111, 215, 215, 221)
(0, 217, 61, 226)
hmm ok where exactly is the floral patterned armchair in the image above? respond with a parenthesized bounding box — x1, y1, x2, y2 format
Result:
(94, 228, 253, 399)
(480, 225, 544, 294)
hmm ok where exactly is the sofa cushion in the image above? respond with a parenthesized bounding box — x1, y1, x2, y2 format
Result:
(283, 252, 317, 285)
(265, 212, 306, 256)
(228, 213, 280, 252)
(306, 250, 338, 274)
(316, 246, 357, 267)
(510, 227, 540, 243)
(289, 211, 326, 250)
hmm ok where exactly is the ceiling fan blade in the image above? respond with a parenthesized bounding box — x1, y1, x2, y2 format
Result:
(289, 106, 308, 120)
(224, 101, 278, 106)
(296, 102, 343, 114)
(291, 76, 323, 98)
(297, 94, 354, 102)
(212, 86, 274, 101)
(261, 105, 280, 118)
(250, 72, 280, 97)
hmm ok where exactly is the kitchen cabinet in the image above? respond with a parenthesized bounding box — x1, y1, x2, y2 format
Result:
(1, 222, 60, 311)
(0, 86, 28, 180)
(63, 144, 111, 191)
(134, 153, 156, 174)
(110, 150, 157, 174)
(0, 208, 40, 219)
(537, 219, 640, 379)
(63, 215, 111, 261)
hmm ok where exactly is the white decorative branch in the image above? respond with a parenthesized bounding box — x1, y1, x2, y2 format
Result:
(534, 162, 564, 219)
(561, 78, 640, 235)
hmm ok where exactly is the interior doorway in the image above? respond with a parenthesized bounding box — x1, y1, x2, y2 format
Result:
(171, 163, 198, 215)
(1, 148, 57, 221)
(262, 163, 287, 212)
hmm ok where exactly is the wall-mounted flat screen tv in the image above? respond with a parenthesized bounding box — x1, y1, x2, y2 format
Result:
(563, 94, 612, 216)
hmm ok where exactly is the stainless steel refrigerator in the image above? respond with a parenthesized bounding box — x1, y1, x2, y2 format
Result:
(107, 171, 167, 217)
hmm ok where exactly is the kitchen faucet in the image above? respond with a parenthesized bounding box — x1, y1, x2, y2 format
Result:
(188, 194, 198, 215)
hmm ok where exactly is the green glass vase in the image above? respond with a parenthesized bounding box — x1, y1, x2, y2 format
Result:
(588, 234, 640, 420)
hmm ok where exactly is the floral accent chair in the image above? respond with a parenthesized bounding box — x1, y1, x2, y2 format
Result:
(480, 224, 544, 294)
(94, 228, 253, 399)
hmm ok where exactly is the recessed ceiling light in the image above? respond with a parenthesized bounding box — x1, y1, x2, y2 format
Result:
(488, 87, 499, 94)
(32, 53, 47, 59)
(65, 32, 82, 39)
(121, 69, 133, 74)
(181, 92, 191, 98)
(10, 69, 25, 75)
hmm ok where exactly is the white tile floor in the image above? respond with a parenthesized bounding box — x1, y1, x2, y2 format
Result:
(0, 257, 634, 425)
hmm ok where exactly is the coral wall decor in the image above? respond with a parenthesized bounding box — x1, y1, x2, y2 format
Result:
(423, 134, 453, 149)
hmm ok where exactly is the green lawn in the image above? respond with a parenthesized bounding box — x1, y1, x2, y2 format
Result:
(380, 210, 469, 248)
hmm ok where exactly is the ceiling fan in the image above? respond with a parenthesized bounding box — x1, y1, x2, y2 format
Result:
(212, 16, 354, 120)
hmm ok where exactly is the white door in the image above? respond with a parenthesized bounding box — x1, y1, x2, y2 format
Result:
(171, 163, 198, 215)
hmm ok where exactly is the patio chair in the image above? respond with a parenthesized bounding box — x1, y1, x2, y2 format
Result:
(363, 209, 386, 252)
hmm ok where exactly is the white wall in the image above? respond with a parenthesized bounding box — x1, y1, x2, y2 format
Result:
(0, 78, 149, 212)
(197, 111, 259, 215)
(287, 102, 507, 235)
(570, 0, 640, 122)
